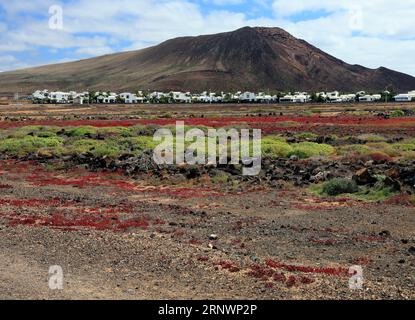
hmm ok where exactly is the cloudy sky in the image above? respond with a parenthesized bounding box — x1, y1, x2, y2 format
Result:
(1, 0, 415, 75)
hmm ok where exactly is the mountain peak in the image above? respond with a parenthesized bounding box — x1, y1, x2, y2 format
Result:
(0, 27, 415, 95)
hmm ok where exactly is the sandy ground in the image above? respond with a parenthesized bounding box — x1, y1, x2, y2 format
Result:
(0, 161, 414, 300)
(0, 103, 414, 300)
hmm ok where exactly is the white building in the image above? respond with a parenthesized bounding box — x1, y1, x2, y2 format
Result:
(150, 92, 167, 100)
(339, 94, 356, 102)
(256, 92, 275, 103)
(104, 95, 117, 103)
(279, 92, 310, 103)
(359, 94, 381, 102)
(239, 92, 257, 102)
(120, 92, 139, 104)
(326, 91, 341, 102)
(196, 92, 224, 103)
(32, 90, 49, 100)
(394, 91, 415, 102)
(97, 93, 117, 104)
(50, 91, 72, 104)
(170, 91, 191, 103)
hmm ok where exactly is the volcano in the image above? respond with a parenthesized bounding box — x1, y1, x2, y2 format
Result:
(1, 26, 415, 95)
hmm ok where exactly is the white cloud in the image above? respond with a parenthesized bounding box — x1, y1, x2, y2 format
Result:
(75, 46, 114, 56)
(270, 0, 415, 75)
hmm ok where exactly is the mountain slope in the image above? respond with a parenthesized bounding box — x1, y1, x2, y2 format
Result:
(1, 26, 415, 96)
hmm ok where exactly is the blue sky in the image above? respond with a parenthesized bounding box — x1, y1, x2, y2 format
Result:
(1, 0, 415, 77)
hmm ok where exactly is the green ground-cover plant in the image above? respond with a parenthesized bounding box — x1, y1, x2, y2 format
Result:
(390, 110, 405, 118)
(357, 134, 387, 142)
(288, 142, 335, 159)
(311, 176, 399, 201)
(0, 136, 63, 157)
(66, 126, 98, 137)
(321, 178, 359, 196)
(0, 125, 411, 162)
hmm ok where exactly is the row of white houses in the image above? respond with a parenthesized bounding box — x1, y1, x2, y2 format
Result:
(394, 91, 415, 102)
(31, 89, 415, 104)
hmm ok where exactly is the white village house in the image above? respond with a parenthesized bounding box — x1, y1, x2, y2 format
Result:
(50, 91, 72, 104)
(394, 91, 415, 102)
(280, 92, 310, 103)
(359, 94, 382, 102)
(170, 91, 192, 103)
(30, 88, 415, 105)
(238, 92, 257, 102)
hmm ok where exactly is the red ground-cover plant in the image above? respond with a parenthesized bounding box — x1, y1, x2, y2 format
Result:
(197, 256, 209, 262)
(3, 209, 162, 232)
(265, 259, 349, 277)
(352, 235, 387, 243)
(0, 198, 73, 208)
(285, 275, 315, 288)
(353, 257, 373, 266)
(384, 195, 415, 207)
(247, 263, 316, 288)
(247, 264, 275, 280)
(214, 260, 241, 273)
(27, 171, 138, 191)
(0, 184, 12, 189)
(1, 116, 414, 137)
(26, 169, 225, 199)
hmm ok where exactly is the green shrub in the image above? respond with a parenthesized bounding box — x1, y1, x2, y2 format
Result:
(131, 124, 161, 136)
(97, 127, 133, 137)
(66, 126, 98, 137)
(390, 110, 405, 118)
(354, 186, 396, 201)
(337, 145, 371, 156)
(289, 142, 335, 159)
(322, 178, 359, 196)
(210, 172, 229, 184)
(123, 137, 159, 152)
(0, 136, 63, 157)
(6, 126, 60, 138)
(357, 134, 387, 142)
(262, 139, 293, 158)
(392, 143, 415, 152)
(65, 139, 122, 158)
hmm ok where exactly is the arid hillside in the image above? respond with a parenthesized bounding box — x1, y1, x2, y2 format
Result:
(1, 27, 415, 95)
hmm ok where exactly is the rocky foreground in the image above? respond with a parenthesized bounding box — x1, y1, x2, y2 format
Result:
(0, 159, 414, 300)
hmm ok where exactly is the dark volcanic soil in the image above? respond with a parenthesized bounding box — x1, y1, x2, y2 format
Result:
(0, 160, 414, 300)
(0, 102, 414, 300)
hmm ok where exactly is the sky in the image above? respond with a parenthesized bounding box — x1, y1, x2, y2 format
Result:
(0, 0, 415, 76)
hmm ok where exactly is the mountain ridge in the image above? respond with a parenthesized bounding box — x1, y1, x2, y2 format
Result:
(1, 26, 415, 96)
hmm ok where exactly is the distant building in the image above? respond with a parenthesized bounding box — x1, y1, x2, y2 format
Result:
(239, 92, 257, 102)
(326, 91, 341, 102)
(359, 94, 381, 102)
(280, 92, 310, 103)
(170, 91, 191, 103)
(50, 91, 71, 104)
(394, 91, 415, 102)
(119, 92, 140, 104)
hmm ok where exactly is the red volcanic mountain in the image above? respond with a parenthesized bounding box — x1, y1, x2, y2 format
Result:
(1, 26, 415, 95)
